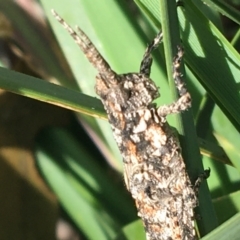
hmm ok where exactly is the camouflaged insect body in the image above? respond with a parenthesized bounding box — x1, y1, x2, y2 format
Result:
(52, 10, 198, 240)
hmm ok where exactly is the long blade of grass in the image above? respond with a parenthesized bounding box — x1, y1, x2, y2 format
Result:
(147, 0, 217, 236)
(0, 67, 105, 119)
(201, 211, 240, 240)
(36, 128, 137, 240)
(200, 0, 240, 25)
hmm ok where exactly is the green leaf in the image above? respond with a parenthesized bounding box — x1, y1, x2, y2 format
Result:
(0, 67, 105, 119)
(115, 220, 145, 240)
(201, 211, 240, 240)
(35, 128, 137, 240)
(200, 0, 240, 25)
(213, 190, 240, 224)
